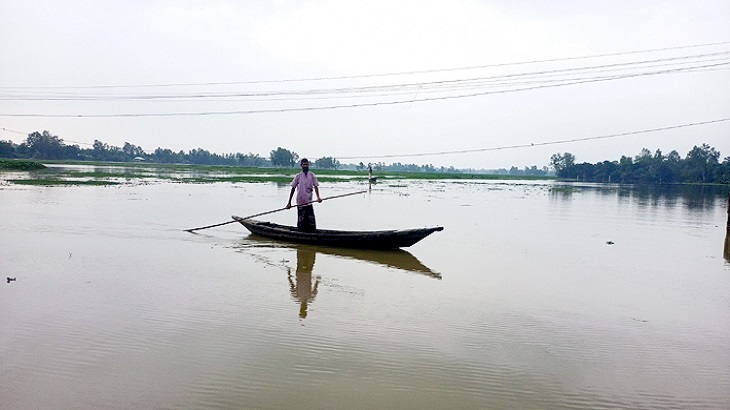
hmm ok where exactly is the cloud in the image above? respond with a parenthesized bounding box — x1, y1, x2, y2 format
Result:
(251, 0, 580, 74)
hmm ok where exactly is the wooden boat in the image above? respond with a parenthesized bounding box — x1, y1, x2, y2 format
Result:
(232, 216, 443, 249)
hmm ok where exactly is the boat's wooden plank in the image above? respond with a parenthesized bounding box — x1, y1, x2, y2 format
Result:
(231, 216, 443, 249)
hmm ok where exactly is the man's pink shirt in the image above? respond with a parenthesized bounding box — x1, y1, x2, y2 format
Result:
(291, 172, 319, 205)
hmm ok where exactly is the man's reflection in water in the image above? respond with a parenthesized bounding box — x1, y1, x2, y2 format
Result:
(288, 247, 320, 319)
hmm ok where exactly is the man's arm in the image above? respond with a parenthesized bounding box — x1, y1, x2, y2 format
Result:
(314, 185, 321, 202)
(286, 186, 296, 208)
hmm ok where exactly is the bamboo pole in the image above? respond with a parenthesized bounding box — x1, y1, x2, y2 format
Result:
(184, 190, 367, 233)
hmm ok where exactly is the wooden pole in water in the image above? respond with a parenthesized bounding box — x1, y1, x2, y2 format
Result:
(725, 193, 730, 262)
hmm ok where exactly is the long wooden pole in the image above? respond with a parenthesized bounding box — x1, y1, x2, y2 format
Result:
(184, 190, 367, 233)
(725, 193, 730, 262)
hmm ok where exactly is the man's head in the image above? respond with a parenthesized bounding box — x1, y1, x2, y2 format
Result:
(300, 158, 309, 173)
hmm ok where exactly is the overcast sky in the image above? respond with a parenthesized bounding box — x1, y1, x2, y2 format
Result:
(1, 0, 728, 169)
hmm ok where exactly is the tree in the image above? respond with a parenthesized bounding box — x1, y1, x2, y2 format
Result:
(550, 152, 576, 177)
(683, 144, 720, 182)
(123, 142, 145, 159)
(716, 156, 730, 183)
(632, 148, 653, 183)
(236, 152, 268, 167)
(618, 155, 634, 182)
(0, 140, 16, 158)
(188, 148, 213, 165)
(593, 161, 618, 182)
(151, 147, 184, 163)
(648, 149, 676, 184)
(314, 156, 340, 169)
(92, 140, 109, 161)
(63, 144, 82, 160)
(269, 147, 298, 167)
(572, 163, 595, 181)
(22, 131, 65, 160)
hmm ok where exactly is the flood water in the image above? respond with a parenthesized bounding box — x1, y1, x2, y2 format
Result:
(1, 176, 729, 410)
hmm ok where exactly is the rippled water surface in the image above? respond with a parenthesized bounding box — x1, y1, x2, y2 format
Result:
(1, 177, 729, 410)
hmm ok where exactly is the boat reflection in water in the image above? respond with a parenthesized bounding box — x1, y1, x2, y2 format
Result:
(240, 234, 441, 278)
(235, 235, 441, 318)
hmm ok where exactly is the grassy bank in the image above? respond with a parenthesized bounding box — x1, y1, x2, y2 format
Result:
(0, 159, 46, 170)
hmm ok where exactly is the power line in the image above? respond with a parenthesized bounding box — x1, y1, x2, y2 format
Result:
(336, 118, 730, 160)
(2, 61, 727, 118)
(0, 127, 95, 146)
(1, 41, 728, 90)
(1, 127, 26, 136)
(2, 51, 727, 102)
(63, 140, 94, 146)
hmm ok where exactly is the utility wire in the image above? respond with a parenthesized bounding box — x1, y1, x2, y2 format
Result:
(1, 127, 27, 136)
(1, 41, 728, 90)
(2, 62, 727, 118)
(336, 118, 730, 160)
(15, 61, 713, 105)
(2, 51, 727, 101)
(0, 127, 94, 146)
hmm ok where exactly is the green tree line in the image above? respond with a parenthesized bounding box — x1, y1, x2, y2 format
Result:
(550, 144, 730, 184)
(0, 131, 270, 166)
(0, 132, 342, 168)
(0, 130, 458, 172)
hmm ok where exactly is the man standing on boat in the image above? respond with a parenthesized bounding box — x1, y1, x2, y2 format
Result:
(286, 158, 322, 232)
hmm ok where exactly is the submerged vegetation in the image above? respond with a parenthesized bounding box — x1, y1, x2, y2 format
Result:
(0, 159, 46, 170)
(0, 161, 553, 187)
(8, 178, 120, 186)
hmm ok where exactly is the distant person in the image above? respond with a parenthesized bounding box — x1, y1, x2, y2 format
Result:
(367, 164, 374, 190)
(286, 158, 322, 231)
